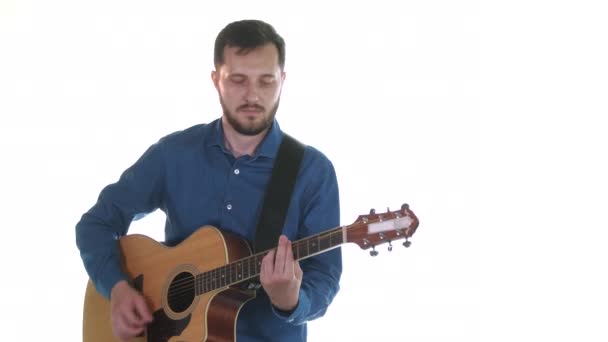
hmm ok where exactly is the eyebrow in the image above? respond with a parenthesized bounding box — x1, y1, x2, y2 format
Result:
(228, 73, 277, 79)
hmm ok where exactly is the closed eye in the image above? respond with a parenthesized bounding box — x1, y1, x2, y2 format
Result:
(229, 75, 246, 84)
(260, 76, 276, 86)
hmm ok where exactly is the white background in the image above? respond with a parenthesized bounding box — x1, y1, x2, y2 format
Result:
(1, 1, 607, 341)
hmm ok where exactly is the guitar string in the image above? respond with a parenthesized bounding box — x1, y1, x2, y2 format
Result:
(164, 228, 345, 299)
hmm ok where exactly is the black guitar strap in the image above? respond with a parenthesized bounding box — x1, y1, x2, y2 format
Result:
(253, 133, 305, 253)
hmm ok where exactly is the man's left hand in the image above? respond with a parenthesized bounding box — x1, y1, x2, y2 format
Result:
(260, 235, 302, 312)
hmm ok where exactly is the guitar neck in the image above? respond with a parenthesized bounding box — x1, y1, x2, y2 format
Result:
(194, 226, 345, 294)
(194, 205, 418, 295)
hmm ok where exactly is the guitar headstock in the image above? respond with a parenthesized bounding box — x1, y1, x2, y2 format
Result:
(346, 203, 419, 255)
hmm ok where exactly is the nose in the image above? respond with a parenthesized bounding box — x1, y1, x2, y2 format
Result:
(245, 83, 259, 103)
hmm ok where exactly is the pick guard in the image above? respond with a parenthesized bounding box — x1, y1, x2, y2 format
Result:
(147, 308, 191, 342)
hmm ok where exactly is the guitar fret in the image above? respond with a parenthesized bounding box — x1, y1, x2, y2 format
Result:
(233, 262, 238, 283)
(229, 261, 234, 285)
(205, 272, 213, 291)
(320, 234, 329, 251)
(306, 238, 310, 256)
(243, 257, 248, 280)
(222, 264, 227, 288)
(247, 256, 254, 279)
(208, 271, 212, 292)
(211, 268, 215, 290)
(195, 274, 200, 295)
(257, 254, 262, 275)
(211, 268, 216, 291)
(248, 256, 252, 279)
(256, 255, 261, 276)
(222, 266, 226, 286)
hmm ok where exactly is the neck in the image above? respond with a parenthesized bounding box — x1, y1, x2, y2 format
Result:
(221, 117, 268, 158)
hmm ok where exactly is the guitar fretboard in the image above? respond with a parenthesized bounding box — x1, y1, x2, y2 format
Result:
(194, 226, 344, 295)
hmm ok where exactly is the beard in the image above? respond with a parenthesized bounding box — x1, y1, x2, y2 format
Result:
(220, 97, 280, 136)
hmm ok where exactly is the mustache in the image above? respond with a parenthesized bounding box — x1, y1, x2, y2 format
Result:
(237, 104, 265, 112)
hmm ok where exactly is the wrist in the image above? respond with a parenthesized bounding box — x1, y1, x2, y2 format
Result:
(110, 280, 131, 300)
(272, 300, 298, 313)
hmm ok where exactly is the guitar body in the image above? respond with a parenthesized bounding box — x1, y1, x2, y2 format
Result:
(83, 226, 256, 342)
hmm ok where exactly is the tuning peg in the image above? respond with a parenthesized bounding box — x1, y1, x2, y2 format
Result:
(403, 238, 412, 248)
(369, 208, 376, 215)
(388, 241, 393, 252)
(401, 203, 409, 210)
(370, 246, 379, 257)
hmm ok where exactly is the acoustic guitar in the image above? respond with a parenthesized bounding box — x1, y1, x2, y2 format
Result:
(82, 204, 419, 341)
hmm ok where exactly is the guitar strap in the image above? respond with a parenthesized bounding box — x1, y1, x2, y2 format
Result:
(253, 133, 305, 253)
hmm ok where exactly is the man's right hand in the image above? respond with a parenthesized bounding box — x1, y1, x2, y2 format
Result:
(110, 280, 153, 341)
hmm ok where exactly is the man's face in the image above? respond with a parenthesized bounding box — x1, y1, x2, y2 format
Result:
(212, 43, 285, 136)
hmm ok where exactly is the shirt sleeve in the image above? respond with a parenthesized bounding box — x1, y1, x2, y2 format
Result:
(75, 141, 166, 299)
(272, 153, 342, 324)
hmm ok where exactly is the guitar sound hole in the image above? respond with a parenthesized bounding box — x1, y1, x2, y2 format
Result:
(167, 272, 195, 313)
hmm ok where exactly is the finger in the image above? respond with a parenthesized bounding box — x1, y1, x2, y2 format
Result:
(261, 248, 276, 281)
(285, 237, 295, 264)
(274, 235, 288, 274)
(133, 295, 153, 323)
(114, 312, 145, 340)
(286, 240, 298, 277)
(116, 305, 134, 329)
(123, 296, 151, 330)
(120, 301, 143, 328)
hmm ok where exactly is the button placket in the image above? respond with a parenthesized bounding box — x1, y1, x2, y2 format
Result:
(225, 162, 239, 213)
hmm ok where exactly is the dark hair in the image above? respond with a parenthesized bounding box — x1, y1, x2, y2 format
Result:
(214, 19, 286, 69)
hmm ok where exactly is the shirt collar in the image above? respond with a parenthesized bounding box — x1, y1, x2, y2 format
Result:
(206, 118, 283, 159)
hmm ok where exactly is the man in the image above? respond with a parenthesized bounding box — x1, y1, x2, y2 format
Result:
(76, 19, 342, 341)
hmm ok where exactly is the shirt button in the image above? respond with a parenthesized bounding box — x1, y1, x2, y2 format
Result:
(234, 169, 240, 175)
(226, 204, 233, 210)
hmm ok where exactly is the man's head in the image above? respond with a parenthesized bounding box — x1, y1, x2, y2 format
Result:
(212, 20, 286, 136)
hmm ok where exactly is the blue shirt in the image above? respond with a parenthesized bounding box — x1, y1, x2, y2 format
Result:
(76, 118, 342, 341)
